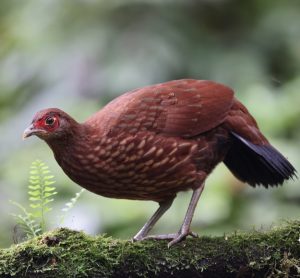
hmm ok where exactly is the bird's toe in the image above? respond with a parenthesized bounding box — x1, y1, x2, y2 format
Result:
(167, 230, 198, 248)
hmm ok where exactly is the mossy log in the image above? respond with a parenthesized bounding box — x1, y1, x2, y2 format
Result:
(0, 221, 299, 277)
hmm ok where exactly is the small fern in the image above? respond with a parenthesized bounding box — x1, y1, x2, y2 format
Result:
(10, 201, 41, 238)
(11, 159, 85, 242)
(60, 188, 85, 224)
(28, 160, 57, 230)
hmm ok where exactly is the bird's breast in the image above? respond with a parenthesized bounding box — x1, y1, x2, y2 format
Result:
(58, 128, 229, 201)
(58, 132, 201, 201)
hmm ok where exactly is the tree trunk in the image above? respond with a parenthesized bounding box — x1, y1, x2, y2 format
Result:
(0, 221, 299, 277)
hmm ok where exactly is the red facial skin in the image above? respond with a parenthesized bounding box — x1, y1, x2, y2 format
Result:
(34, 114, 60, 132)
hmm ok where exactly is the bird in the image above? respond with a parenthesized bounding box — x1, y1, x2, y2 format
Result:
(23, 79, 297, 247)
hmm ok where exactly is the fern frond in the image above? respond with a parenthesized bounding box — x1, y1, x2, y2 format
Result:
(60, 189, 85, 224)
(28, 159, 57, 231)
(10, 201, 41, 239)
(11, 159, 83, 241)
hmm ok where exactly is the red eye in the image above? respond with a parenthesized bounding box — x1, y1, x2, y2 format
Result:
(45, 117, 55, 126)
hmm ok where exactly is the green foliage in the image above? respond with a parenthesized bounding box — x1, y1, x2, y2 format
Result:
(60, 189, 85, 224)
(11, 160, 84, 241)
(28, 160, 57, 230)
(9, 201, 41, 239)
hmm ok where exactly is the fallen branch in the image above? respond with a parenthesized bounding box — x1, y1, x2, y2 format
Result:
(0, 221, 299, 277)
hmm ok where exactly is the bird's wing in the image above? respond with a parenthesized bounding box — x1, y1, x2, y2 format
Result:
(88, 79, 234, 138)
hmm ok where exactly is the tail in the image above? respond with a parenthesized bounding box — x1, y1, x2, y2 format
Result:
(224, 132, 297, 188)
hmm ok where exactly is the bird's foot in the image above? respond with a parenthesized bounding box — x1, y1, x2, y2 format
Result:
(167, 230, 198, 248)
(132, 230, 198, 247)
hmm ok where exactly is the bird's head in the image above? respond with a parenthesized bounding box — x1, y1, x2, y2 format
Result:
(23, 108, 78, 141)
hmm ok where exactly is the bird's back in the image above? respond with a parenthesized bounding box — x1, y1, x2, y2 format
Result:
(85, 79, 234, 138)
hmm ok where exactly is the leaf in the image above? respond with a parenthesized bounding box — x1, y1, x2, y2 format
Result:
(30, 204, 41, 209)
(28, 185, 40, 190)
(59, 189, 85, 224)
(43, 198, 54, 205)
(44, 186, 56, 192)
(28, 190, 40, 196)
(29, 197, 40, 201)
(29, 180, 40, 184)
(44, 192, 57, 198)
(45, 181, 56, 187)
(10, 201, 41, 239)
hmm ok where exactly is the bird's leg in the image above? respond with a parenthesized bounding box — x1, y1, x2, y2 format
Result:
(167, 183, 205, 247)
(132, 198, 174, 241)
(135, 184, 205, 247)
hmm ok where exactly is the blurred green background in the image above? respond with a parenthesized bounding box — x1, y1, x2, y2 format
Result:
(0, 0, 299, 248)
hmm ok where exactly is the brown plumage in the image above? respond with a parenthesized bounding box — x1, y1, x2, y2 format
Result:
(23, 79, 296, 247)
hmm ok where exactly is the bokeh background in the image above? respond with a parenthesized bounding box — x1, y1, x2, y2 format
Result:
(0, 0, 299, 248)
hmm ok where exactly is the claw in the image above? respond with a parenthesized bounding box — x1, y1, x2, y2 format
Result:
(132, 233, 177, 242)
(132, 230, 198, 247)
(167, 231, 198, 248)
(132, 235, 146, 242)
(189, 231, 199, 238)
(168, 235, 185, 248)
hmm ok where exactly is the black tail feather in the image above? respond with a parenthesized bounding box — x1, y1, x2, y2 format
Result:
(224, 132, 297, 188)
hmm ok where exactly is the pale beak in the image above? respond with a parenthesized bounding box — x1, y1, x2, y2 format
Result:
(23, 124, 37, 140)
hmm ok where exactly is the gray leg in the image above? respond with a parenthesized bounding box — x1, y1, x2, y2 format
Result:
(133, 183, 205, 247)
(133, 198, 174, 241)
(168, 183, 205, 247)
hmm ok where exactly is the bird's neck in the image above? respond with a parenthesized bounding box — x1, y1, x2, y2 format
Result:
(46, 123, 89, 164)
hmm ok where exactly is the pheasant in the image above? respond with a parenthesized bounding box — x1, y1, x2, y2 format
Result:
(23, 79, 296, 247)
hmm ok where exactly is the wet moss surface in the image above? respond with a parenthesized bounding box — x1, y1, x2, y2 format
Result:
(0, 221, 299, 277)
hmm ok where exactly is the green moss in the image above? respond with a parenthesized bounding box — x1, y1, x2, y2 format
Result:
(0, 221, 299, 277)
